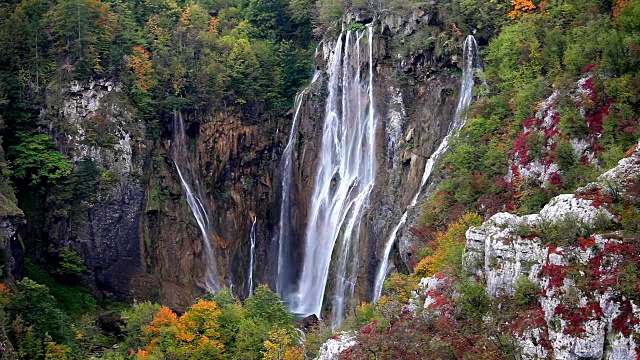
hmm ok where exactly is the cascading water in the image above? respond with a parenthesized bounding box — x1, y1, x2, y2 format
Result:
(373, 35, 482, 301)
(289, 25, 377, 326)
(275, 70, 320, 298)
(171, 111, 220, 293)
(248, 215, 257, 296)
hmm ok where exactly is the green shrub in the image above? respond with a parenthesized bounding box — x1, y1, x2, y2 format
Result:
(8, 133, 72, 187)
(349, 23, 367, 32)
(457, 281, 490, 321)
(56, 248, 87, 276)
(120, 301, 162, 351)
(316, 0, 343, 28)
(513, 276, 540, 307)
(10, 278, 73, 343)
(535, 213, 592, 246)
(24, 261, 96, 316)
(244, 284, 292, 327)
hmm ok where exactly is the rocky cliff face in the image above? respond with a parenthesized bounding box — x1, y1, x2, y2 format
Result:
(0, 138, 24, 360)
(285, 6, 463, 315)
(40, 79, 148, 301)
(415, 141, 640, 359)
(29, 5, 468, 311)
(38, 79, 284, 309)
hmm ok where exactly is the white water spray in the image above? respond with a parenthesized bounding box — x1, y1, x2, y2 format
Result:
(275, 71, 320, 298)
(373, 35, 481, 301)
(171, 111, 220, 293)
(290, 26, 377, 324)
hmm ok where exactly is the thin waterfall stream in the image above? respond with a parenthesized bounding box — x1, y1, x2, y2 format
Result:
(248, 215, 257, 296)
(373, 35, 482, 301)
(171, 111, 220, 293)
(289, 25, 377, 326)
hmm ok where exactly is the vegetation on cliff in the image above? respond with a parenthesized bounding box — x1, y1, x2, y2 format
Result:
(343, 0, 640, 358)
(0, 0, 639, 358)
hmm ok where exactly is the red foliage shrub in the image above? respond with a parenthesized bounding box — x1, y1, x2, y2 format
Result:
(612, 300, 639, 337)
(548, 172, 563, 187)
(578, 236, 596, 249)
(513, 131, 532, 165)
(554, 300, 603, 336)
(542, 263, 567, 288)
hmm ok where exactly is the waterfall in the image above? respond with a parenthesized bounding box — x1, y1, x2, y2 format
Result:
(275, 70, 320, 298)
(290, 25, 377, 325)
(171, 111, 220, 293)
(248, 215, 257, 296)
(373, 35, 481, 301)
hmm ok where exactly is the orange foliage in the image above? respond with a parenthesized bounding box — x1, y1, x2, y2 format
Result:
(509, 0, 536, 19)
(88, 0, 116, 39)
(176, 300, 225, 353)
(179, 5, 195, 27)
(139, 301, 225, 357)
(262, 328, 304, 360)
(208, 17, 220, 34)
(384, 273, 418, 303)
(44, 341, 72, 360)
(452, 23, 463, 36)
(147, 14, 170, 46)
(145, 306, 178, 337)
(613, 0, 630, 19)
(135, 349, 150, 359)
(413, 213, 482, 278)
(129, 46, 154, 93)
(179, 4, 210, 32)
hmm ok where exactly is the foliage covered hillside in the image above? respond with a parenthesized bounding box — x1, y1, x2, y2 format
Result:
(345, 0, 640, 358)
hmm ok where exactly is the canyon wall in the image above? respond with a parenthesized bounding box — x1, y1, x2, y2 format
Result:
(26, 5, 469, 315)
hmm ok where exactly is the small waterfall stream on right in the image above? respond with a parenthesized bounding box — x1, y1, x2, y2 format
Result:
(373, 35, 482, 301)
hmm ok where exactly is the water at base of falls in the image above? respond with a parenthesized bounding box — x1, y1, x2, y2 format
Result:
(373, 35, 482, 302)
(288, 25, 377, 327)
(171, 111, 220, 294)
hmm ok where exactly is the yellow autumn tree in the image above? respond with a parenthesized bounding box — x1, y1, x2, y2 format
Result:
(137, 301, 224, 359)
(413, 212, 483, 278)
(262, 328, 304, 360)
(141, 306, 179, 353)
(129, 46, 154, 93)
(509, 0, 536, 19)
(44, 336, 73, 360)
(176, 300, 225, 357)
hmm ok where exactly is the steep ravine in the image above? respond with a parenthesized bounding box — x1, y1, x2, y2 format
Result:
(23, 5, 469, 315)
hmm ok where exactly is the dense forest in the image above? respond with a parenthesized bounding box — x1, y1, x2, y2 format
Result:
(0, 0, 639, 358)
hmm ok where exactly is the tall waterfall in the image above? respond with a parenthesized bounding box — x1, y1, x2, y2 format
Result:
(171, 111, 220, 293)
(373, 35, 481, 301)
(248, 215, 257, 296)
(290, 26, 377, 324)
(275, 71, 320, 298)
